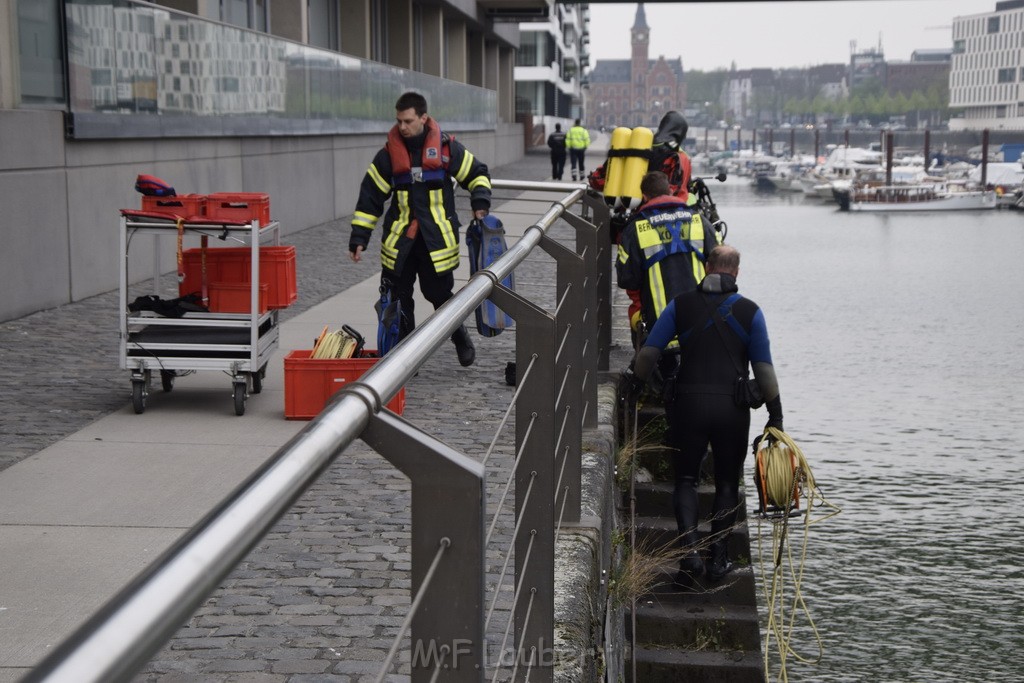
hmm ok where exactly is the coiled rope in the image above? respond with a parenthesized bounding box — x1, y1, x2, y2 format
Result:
(754, 427, 841, 683)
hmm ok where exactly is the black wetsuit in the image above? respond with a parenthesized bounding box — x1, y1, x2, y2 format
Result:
(643, 273, 778, 561)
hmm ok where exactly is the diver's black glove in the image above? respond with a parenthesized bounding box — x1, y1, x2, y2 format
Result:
(620, 367, 645, 405)
(753, 396, 784, 453)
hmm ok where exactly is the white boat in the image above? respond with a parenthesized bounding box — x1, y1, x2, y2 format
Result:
(800, 145, 883, 199)
(845, 183, 997, 212)
(968, 162, 1024, 207)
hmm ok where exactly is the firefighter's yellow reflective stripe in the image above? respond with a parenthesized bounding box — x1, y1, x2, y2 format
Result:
(367, 163, 390, 194)
(455, 151, 474, 183)
(686, 193, 698, 207)
(383, 191, 411, 256)
(617, 243, 629, 265)
(689, 215, 706, 282)
(467, 175, 491, 191)
(381, 253, 397, 270)
(428, 186, 459, 272)
(431, 245, 461, 272)
(353, 211, 378, 230)
(647, 262, 668, 319)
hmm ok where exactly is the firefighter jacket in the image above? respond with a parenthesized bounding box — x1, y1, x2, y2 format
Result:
(350, 117, 492, 275)
(566, 125, 590, 150)
(616, 195, 723, 329)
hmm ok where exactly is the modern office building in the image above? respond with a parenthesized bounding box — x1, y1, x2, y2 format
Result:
(1, 0, 524, 322)
(585, 3, 686, 130)
(513, 1, 590, 146)
(950, 0, 1024, 130)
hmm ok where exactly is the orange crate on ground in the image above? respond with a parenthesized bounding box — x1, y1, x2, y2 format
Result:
(206, 192, 270, 225)
(179, 246, 296, 309)
(208, 281, 269, 314)
(283, 349, 406, 420)
(142, 194, 206, 218)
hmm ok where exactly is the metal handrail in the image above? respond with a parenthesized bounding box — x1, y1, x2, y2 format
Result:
(24, 181, 605, 683)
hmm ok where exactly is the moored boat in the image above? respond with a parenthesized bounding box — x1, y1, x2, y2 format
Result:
(845, 183, 997, 212)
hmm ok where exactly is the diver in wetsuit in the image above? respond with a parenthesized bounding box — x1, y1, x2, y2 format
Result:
(628, 244, 784, 583)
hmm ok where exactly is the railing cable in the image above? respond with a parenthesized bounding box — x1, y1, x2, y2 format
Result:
(509, 588, 538, 683)
(481, 354, 538, 468)
(375, 537, 451, 683)
(485, 473, 537, 632)
(485, 414, 537, 547)
(490, 531, 538, 683)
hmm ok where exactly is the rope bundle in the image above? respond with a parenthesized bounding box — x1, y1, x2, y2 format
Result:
(754, 427, 841, 682)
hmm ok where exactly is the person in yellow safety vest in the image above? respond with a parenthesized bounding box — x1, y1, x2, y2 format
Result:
(349, 91, 492, 367)
(566, 118, 591, 181)
(616, 171, 724, 350)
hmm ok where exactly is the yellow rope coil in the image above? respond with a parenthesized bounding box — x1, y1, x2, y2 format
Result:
(754, 427, 841, 683)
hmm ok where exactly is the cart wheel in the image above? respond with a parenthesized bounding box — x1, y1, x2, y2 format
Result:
(250, 368, 263, 394)
(160, 370, 176, 392)
(132, 380, 147, 414)
(233, 382, 246, 416)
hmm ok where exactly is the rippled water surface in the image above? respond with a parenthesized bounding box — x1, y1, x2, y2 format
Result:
(710, 178, 1024, 682)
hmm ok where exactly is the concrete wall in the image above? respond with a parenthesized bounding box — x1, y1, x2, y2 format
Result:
(0, 110, 523, 322)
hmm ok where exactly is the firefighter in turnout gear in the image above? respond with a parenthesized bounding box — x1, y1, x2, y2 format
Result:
(617, 171, 723, 344)
(349, 91, 491, 366)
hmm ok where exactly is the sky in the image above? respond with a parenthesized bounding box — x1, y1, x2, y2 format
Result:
(585, 0, 1000, 71)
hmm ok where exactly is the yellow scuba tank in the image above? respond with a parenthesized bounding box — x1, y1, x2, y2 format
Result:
(603, 127, 633, 207)
(621, 126, 654, 210)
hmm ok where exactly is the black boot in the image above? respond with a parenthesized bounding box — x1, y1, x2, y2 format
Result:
(705, 540, 733, 582)
(452, 325, 475, 367)
(674, 551, 704, 589)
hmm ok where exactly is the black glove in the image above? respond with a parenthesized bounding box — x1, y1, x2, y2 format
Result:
(753, 397, 784, 452)
(619, 368, 645, 405)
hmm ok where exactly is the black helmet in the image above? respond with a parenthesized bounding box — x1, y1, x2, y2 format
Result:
(653, 111, 689, 149)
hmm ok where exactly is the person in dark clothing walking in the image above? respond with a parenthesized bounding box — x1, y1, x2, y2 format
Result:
(627, 245, 784, 584)
(547, 123, 568, 180)
(349, 91, 491, 366)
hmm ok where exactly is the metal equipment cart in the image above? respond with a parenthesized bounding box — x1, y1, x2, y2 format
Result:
(118, 215, 281, 415)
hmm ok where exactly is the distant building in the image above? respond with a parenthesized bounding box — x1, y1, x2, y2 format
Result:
(585, 3, 686, 129)
(514, 1, 590, 145)
(886, 50, 950, 98)
(949, 0, 1024, 130)
(849, 46, 887, 89)
(721, 68, 775, 125)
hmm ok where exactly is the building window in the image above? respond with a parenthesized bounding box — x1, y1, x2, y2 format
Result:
(309, 0, 340, 51)
(370, 0, 387, 63)
(988, 16, 1000, 33)
(998, 67, 1015, 83)
(17, 0, 65, 104)
(953, 39, 966, 54)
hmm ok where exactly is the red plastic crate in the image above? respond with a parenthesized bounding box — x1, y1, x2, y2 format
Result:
(208, 281, 269, 314)
(142, 194, 207, 218)
(283, 349, 406, 420)
(179, 246, 296, 309)
(205, 192, 270, 225)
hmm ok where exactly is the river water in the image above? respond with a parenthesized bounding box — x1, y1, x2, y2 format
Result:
(707, 178, 1024, 682)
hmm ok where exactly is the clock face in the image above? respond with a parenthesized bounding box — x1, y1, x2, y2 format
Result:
(637, 31, 648, 42)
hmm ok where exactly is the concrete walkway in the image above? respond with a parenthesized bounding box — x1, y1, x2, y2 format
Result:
(0, 144, 630, 682)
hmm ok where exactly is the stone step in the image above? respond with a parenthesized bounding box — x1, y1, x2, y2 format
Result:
(638, 561, 759, 607)
(625, 481, 751, 522)
(627, 645, 766, 683)
(628, 601, 761, 650)
(632, 515, 754, 564)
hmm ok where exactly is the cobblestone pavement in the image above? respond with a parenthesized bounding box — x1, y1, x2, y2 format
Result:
(1, 148, 632, 681)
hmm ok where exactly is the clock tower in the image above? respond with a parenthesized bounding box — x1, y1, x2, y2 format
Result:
(630, 3, 650, 125)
